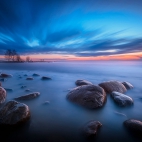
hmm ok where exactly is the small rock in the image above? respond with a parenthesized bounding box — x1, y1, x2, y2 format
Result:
(83, 121, 102, 137)
(99, 80, 127, 94)
(122, 81, 133, 89)
(75, 80, 93, 86)
(15, 92, 40, 100)
(67, 85, 106, 109)
(4, 88, 13, 91)
(0, 82, 1, 86)
(24, 74, 28, 76)
(124, 119, 142, 133)
(0, 87, 6, 104)
(26, 77, 34, 80)
(21, 85, 26, 88)
(0, 78, 5, 82)
(25, 89, 30, 92)
(0, 73, 12, 78)
(0, 100, 30, 125)
(43, 101, 50, 104)
(33, 73, 40, 76)
(111, 91, 133, 106)
(41, 76, 52, 80)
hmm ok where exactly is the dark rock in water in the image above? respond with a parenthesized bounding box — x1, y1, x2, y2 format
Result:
(4, 88, 13, 91)
(83, 121, 102, 137)
(15, 92, 40, 100)
(0, 100, 30, 125)
(21, 85, 26, 88)
(33, 73, 40, 76)
(111, 91, 133, 106)
(24, 74, 28, 76)
(0, 87, 6, 104)
(75, 80, 93, 86)
(25, 89, 30, 92)
(66, 85, 106, 109)
(0, 73, 12, 78)
(124, 119, 142, 133)
(41, 76, 52, 80)
(99, 80, 127, 94)
(43, 101, 50, 104)
(26, 77, 34, 80)
(0, 82, 1, 86)
(19, 76, 22, 78)
(0, 78, 5, 82)
(122, 81, 133, 89)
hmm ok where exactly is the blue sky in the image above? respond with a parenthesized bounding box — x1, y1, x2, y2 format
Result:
(0, 0, 142, 59)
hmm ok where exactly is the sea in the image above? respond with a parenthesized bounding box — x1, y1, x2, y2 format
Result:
(0, 61, 142, 142)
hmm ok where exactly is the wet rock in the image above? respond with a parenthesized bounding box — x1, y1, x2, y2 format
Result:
(111, 91, 133, 106)
(24, 74, 28, 76)
(25, 89, 30, 92)
(15, 92, 40, 100)
(66, 85, 106, 109)
(75, 80, 93, 86)
(4, 88, 13, 91)
(122, 81, 133, 89)
(41, 76, 52, 80)
(21, 85, 26, 88)
(0, 78, 5, 82)
(0, 82, 1, 86)
(83, 121, 102, 137)
(33, 73, 40, 76)
(0, 87, 6, 104)
(26, 77, 34, 80)
(0, 100, 30, 125)
(43, 101, 50, 104)
(0, 73, 12, 78)
(99, 80, 127, 94)
(124, 119, 142, 133)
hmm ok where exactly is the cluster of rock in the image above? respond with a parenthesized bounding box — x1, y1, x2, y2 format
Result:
(67, 79, 142, 137)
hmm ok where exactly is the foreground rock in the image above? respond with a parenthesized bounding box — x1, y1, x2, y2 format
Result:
(0, 73, 12, 78)
(122, 81, 133, 89)
(75, 80, 93, 86)
(26, 77, 34, 80)
(67, 85, 106, 109)
(83, 121, 102, 137)
(111, 91, 133, 106)
(41, 76, 52, 80)
(0, 87, 6, 104)
(33, 73, 40, 76)
(99, 81, 127, 94)
(0, 100, 30, 125)
(15, 92, 40, 100)
(124, 119, 142, 133)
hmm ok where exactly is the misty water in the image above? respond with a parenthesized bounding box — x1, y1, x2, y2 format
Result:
(0, 61, 142, 142)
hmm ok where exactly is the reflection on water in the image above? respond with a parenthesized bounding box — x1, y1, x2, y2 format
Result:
(0, 61, 142, 142)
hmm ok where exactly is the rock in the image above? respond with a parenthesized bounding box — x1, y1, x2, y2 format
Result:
(124, 119, 142, 133)
(111, 91, 133, 106)
(0, 78, 5, 81)
(99, 81, 127, 94)
(0, 100, 30, 125)
(4, 88, 13, 91)
(24, 74, 28, 76)
(41, 76, 52, 80)
(66, 85, 106, 109)
(43, 101, 50, 104)
(15, 92, 40, 100)
(75, 80, 93, 86)
(0, 87, 6, 104)
(25, 89, 30, 92)
(21, 85, 26, 88)
(0, 82, 1, 86)
(122, 81, 133, 89)
(83, 121, 102, 137)
(26, 77, 33, 80)
(0, 73, 12, 78)
(33, 73, 40, 76)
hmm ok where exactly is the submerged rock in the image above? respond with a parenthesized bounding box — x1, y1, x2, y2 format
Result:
(4, 88, 13, 91)
(15, 92, 40, 100)
(43, 101, 50, 105)
(41, 76, 52, 80)
(66, 85, 106, 109)
(0, 73, 12, 78)
(122, 81, 133, 89)
(75, 80, 93, 86)
(33, 73, 40, 76)
(21, 85, 26, 88)
(0, 78, 5, 82)
(26, 77, 34, 80)
(83, 121, 102, 137)
(124, 119, 142, 133)
(0, 87, 6, 104)
(0, 100, 30, 125)
(111, 91, 133, 106)
(25, 89, 30, 92)
(99, 81, 127, 94)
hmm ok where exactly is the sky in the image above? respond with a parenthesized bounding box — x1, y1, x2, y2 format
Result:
(0, 0, 142, 61)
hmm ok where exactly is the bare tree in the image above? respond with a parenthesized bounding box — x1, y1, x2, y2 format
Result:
(5, 49, 12, 61)
(15, 55, 22, 62)
(11, 50, 17, 61)
(26, 56, 30, 62)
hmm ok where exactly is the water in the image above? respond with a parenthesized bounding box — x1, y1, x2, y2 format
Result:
(0, 61, 142, 142)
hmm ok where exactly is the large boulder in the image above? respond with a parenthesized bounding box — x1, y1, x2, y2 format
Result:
(124, 119, 142, 133)
(111, 91, 133, 106)
(122, 81, 133, 89)
(99, 81, 127, 94)
(0, 73, 12, 78)
(66, 85, 106, 109)
(0, 87, 6, 104)
(0, 100, 30, 125)
(83, 121, 102, 137)
(75, 80, 93, 86)
(15, 92, 40, 100)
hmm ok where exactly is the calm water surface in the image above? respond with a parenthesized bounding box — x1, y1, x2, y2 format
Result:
(0, 61, 142, 142)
